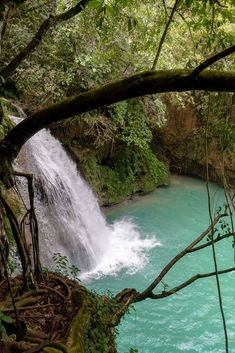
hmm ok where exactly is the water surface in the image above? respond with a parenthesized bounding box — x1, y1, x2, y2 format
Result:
(88, 176, 235, 353)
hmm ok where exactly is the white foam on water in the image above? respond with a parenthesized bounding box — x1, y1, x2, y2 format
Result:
(81, 219, 160, 280)
(12, 115, 160, 277)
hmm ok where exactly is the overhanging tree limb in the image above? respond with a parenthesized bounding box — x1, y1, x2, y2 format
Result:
(148, 267, 235, 299)
(0, 0, 90, 81)
(188, 232, 234, 252)
(2, 69, 235, 159)
(188, 44, 235, 79)
(135, 213, 223, 302)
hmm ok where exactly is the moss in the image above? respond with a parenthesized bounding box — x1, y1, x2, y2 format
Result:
(2, 115, 14, 135)
(65, 288, 90, 353)
(0, 99, 15, 139)
(5, 69, 235, 158)
(3, 214, 14, 244)
(50, 93, 169, 206)
(85, 293, 120, 353)
(79, 145, 169, 205)
(63, 288, 119, 353)
(0, 181, 23, 244)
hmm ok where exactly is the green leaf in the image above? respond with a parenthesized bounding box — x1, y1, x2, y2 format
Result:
(1, 314, 13, 324)
(119, 0, 128, 7)
(88, 0, 103, 10)
(185, 0, 193, 7)
(221, 9, 234, 21)
(105, 5, 116, 17)
(0, 322, 6, 334)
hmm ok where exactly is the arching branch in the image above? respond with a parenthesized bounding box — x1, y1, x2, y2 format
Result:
(2, 69, 235, 159)
(147, 267, 235, 300)
(188, 232, 234, 252)
(135, 213, 226, 302)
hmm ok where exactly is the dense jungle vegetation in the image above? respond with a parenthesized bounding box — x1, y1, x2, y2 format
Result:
(0, 0, 234, 352)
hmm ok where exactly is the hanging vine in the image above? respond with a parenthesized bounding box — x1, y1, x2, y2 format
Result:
(204, 95, 229, 353)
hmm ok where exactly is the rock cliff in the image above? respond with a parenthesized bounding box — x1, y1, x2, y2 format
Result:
(153, 93, 235, 188)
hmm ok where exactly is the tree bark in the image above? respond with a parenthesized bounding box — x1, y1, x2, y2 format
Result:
(0, 189, 34, 288)
(2, 69, 235, 159)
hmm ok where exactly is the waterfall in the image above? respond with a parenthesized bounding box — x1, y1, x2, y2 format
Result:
(13, 116, 159, 280)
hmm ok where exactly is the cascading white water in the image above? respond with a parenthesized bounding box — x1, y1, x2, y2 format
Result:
(14, 116, 159, 279)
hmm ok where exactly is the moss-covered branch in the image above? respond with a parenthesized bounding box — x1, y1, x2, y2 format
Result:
(2, 69, 235, 159)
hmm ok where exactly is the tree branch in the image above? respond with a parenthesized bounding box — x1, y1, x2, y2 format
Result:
(135, 214, 222, 301)
(0, 0, 90, 81)
(188, 45, 235, 79)
(0, 189, 34, 287)
(0, 4, 13, 54)
(146, 267, 235, 300)
(2, 69, 235, 159)
(188, 232, 234, 252)
(151, 0, 181, 70)
(14, 171, 41, 277)
(176, 10, 196, 57)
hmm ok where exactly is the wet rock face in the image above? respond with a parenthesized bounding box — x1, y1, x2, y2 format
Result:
(50, 121, 169, 206)
(153, 95, 235, 188)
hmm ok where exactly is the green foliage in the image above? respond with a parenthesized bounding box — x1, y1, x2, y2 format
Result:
(88, 0, 104, 10)
(0, 124, 4, 140)
(0, 0, 233, 207)
(0, 99, 15, 138)
(194, 92, 235, 155)
(109, 100, 153, 150)
(52, 252, 80, 280)
(53, 252, 69, 276)
(0, 1, 234, 351)
(85, 293, 121, 353)
(0, 312, 13, 334)
(54, 94, 169, 205)
(69, 264, 80, 280)
(206, 216, 233, 242)
(214, 120, 235, 154)
(7, 249, 18, 276)
(79, 144, 168, 205)
(1, 0, 233, 107)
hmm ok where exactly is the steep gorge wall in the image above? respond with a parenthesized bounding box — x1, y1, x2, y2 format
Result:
(50, 93, 235, 207)
(153, 94, 235, 188)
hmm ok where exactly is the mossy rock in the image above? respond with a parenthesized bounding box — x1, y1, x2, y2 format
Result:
(79, 145, 169, 205)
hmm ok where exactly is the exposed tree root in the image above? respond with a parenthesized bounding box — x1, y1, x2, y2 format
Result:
(0, 273, 125, 353)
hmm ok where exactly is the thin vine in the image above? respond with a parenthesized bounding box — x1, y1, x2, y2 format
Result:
(204, 95, 229, 353)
